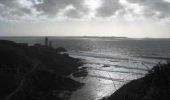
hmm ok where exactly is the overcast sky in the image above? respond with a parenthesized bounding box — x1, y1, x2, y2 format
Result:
(0, 0, 170, 38)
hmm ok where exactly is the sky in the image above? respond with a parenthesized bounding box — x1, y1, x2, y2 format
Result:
(0, 0, 170, 38)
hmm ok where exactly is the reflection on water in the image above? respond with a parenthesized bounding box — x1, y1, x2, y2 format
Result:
(69, 52, 161, 100)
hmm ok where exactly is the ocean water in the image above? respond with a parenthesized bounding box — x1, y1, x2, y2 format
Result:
(1, 37, 170, 100)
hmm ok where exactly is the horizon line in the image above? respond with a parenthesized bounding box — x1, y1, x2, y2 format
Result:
(0, 35, 170, 39)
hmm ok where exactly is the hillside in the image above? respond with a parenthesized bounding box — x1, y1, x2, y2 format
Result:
(105, 62, 170, 100)
(0, 40, 84, 100)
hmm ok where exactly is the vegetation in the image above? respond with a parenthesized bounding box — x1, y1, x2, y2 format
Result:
(0, 40, 84, 100)
(105, 62, 170, 100)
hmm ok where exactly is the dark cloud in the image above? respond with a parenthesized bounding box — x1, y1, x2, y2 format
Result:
(127, 0, 170, 18)
(31, 0, 88, 17)
(0, 0, 32, 20)
(96, 0, 123, 17)
(65, 9, 83, 18)
(0, 0, 88, 20)
(0, 0, 18, 7)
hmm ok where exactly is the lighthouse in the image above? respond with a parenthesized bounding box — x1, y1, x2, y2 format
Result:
(45, 37, 48, 47)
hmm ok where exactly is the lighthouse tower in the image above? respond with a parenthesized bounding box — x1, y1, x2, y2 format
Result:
(45, 37, 48, 47)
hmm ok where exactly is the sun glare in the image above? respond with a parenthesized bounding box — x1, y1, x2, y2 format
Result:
(84, 0, 102, 10)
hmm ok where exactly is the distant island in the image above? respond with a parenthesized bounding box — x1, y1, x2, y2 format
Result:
(0, 39, 87, 100)
(0, 36, 128, 39)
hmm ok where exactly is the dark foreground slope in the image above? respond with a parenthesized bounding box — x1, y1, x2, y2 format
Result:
(0, 40, 84, 100)
(105, 63, 170, 100)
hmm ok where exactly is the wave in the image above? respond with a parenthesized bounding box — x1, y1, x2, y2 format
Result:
(84, 62, 149, 71)
(135, 56, 170, 60)
(88, 67, 145, 75)
(88, 74, 132, 82)
(68, 50, 165, 62)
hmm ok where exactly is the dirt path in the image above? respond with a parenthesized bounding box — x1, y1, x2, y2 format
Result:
(4, 60, 40, 100)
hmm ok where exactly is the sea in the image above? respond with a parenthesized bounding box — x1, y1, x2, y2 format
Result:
(1, 37, 170, 100)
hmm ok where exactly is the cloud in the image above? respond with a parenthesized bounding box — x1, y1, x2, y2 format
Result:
(127, 0, 170, 19)
(0, 0, 170, 21)
(0, 0, 35, 20)
(0, 0, 88, 20)
(32, 0, 88, 17)
(96, 0, 123, 17)
(64, 9, 83, 18)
